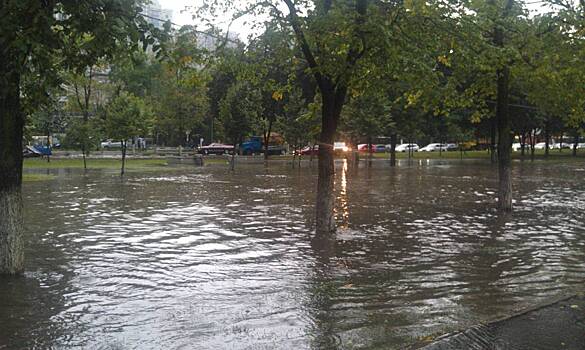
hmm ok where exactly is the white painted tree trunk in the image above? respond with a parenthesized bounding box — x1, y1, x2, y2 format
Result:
(0, 188, 24, 274)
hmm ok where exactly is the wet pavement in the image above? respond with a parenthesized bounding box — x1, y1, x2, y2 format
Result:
(2, 158, 585, 349)
(417, 294, 585, 350)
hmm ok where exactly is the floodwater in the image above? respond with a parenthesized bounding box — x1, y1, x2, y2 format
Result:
(2, 158, 585, 349)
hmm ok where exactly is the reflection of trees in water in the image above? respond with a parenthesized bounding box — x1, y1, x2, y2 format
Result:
(448, 206, 553, 323)
(290, 160, 565, 347)
(0, 174, 92, 348)
(1, 173, 80, 348)
(302, 162, 424, 348)
(0, 272, 79, 349)
(450, 213, 511, 319)
(303, 208, 422, 349)
(304, 236, 340, 349)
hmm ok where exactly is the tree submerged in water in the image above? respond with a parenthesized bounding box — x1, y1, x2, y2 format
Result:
(0, 0, 161, 274)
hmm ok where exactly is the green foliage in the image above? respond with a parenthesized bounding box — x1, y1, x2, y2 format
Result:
(5, 0, 585, 156)
(104, 93, 153, 142)
(219, 82, 262, 145)
(62, 118, 102, 152)
(278, 88, 318, 148)
(26, 89, 66, 141)
(110, 51, 164, 98)
(106, 26, 210, 147)
(342, 92, 394, 143)
(1, 0, 163, 104)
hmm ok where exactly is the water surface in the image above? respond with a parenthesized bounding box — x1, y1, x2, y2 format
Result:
(2, 158, 585, 349)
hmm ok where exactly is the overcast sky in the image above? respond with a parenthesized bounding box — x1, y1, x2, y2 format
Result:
(160, 0, 258, 40)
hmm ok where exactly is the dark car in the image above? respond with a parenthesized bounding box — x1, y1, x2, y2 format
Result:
(357, 144, 375, 153)
(375, 144, 386, 153)
(445, 143, 458, 151)
(198, 143, 234, 155)
(297, 145, 319, 156)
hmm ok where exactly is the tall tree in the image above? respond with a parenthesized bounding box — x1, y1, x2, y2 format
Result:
(104, 92, 153, 176)
(65, 61, 111, 169)
(219, 81, 262, 170)
(429, 0, 545, 211)
(0, 0, 157, 274)
(281, 0, 370, 233)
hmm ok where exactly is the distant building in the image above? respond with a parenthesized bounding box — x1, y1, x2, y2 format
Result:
(143, 0, 173, 29)
(197, 31, 240, 51)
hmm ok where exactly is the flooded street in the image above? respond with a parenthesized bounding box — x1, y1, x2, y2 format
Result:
(2, 159, 585, 349)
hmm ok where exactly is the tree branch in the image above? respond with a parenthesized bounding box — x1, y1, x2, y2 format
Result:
(335, 0, 369, 88)
(282, 0, 327, 92)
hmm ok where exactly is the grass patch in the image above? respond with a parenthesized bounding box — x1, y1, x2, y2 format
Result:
(368, 149, 585, 160)
(23, 173, 56, 182)
(203, 157, 231, 164)
(24, 158, 169, 170)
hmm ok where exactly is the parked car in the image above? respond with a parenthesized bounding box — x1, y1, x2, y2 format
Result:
(578, 143, 585, 149)
(533, 142, 567, 150)
(393, 143, 420, 152)
(198, 143, 234, 155)
(534, 142, 547, 150)
(100, 140, 122, 148)
(512, 143, 522, 151)
(419, 143, 447, 152)
(240, 136, 286, 155)
(23, 145, 50, 158)
(375, 144, 386, 153)
(445, 143, 458, 151)
(297, 145, 319, 156)
(357, 144, 375, 152)
(550, 143, 571, 150)
(333, 142, 349, 153)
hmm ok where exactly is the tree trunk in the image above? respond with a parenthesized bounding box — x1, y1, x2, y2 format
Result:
(389, 133, 397, 166)
(492, 0, 514, 212)
(0, 70, 24, 275)
(530, 130, 536, 161)
(264, 119, 273, 161)
(544, 123, 550, 157)
(230, 141, 237, 171)
(496, 67, 512, 211)
(352, 140, 360, 167)
(121, 141, 126, 176)
(460, 141, 464, 160)
(298, 145, 302, 168)
(316, 91, 341, 235)
(82, 145, 87, 170)
(46, 128, 51, 163)
(490, 117, 497, 163)
(520, 133, 526, 157)
(367, 135, 373, 167)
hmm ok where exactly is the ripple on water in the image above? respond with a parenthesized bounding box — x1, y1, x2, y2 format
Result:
(5, 162, 585, 349)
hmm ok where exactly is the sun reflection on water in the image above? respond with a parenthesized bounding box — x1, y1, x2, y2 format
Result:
(335, 159, 350, 228)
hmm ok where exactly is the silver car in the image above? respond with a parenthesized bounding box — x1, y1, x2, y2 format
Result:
(419, 143, 447, 152)
(393, 143, 420, 152)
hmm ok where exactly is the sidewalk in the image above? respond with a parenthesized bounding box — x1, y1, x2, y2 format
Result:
(416, 294, 585, 350)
